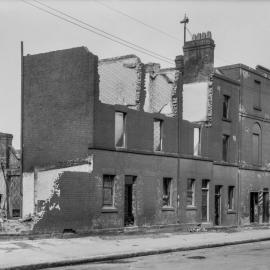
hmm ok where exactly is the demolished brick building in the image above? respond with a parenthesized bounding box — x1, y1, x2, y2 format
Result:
(21, 32, 270, 233)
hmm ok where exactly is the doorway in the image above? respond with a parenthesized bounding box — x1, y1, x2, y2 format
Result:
(124, 176, 136, 226)
(202, 180, 209, 222)
(263, 191, 269, 223)
(214, 185, 222, 225)
(250, 192, 259, 223)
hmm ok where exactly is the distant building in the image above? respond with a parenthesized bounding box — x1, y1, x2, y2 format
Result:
(21, 32, 270, 233)
(0, 133, 21, 219)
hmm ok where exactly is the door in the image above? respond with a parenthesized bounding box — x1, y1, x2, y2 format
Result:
(250, 192, 259, 223)
(263, 192, 269, 223)
(214, 185, 222, 225)
(124, 176, 135, 226)
(201, 180, 209, 222)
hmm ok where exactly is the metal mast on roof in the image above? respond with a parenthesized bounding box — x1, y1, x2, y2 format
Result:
(180, 14, 189, 44)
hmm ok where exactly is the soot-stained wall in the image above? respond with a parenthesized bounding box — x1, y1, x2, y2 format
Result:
(23, 47, 98, 172)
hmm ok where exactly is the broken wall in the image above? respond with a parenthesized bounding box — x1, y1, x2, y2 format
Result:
(144, 66, 178, 117)
(98, 55, 145, 110)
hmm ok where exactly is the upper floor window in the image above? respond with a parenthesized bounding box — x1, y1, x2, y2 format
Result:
(254, 80, 261, 110)
(163, 178, 172, 207)
(153, 119, 163, 151)
(103, 175, 115, 207)
(186, 179, 195, 206)
(222, 95, 230, 119)
(193, 127, 201, 156)
(115, 112, 126, 148)
(222, 134, 229, 162)
(252, 123, 261, 165)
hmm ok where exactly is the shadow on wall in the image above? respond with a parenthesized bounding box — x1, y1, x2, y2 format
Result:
(33, 171, 95, 233)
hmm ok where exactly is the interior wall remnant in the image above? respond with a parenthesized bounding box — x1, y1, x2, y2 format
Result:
(99, 55, 144, 109)
(144, 65, 177, 117)
(22, 156, 93, 218)
(183, 81, 210, 122)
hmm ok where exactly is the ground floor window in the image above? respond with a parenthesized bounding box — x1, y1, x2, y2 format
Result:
(103, 175, 115, 206)
(163, 178, 172, 207)
(187, 179, 195, 206)
(228, 186, 235, 210)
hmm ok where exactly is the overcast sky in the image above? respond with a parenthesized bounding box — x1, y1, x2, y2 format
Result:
(1, 0, 270, 148)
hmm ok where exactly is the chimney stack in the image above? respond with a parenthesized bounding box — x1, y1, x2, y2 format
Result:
(183, 31, 215, 83)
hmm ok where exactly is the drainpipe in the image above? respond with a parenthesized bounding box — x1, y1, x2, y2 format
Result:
(237, 72, 243, 226)
(175, 55, 184, 222)
(20, 41, 24, 218)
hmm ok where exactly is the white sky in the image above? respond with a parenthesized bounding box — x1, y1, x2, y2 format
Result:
(1, 0, 270, 148)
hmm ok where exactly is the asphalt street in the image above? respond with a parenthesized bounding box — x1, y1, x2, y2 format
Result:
(45, 240, 270, 270)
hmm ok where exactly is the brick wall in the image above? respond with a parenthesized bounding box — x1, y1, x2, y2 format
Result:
(23, 47, 98, 172)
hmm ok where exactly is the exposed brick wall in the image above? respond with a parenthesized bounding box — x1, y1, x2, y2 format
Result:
(23, 47, 98, 172)
(183, 34, 215, 84)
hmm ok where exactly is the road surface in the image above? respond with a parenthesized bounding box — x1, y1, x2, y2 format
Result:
(46, 240, 270, 270)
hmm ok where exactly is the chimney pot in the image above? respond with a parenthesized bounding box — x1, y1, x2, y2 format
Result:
(196, 33, 201, 40)
(202, 32, 206, 39)
(207, 31, 212, 38)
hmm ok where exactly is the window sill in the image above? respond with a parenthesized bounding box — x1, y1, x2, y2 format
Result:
(253, 106, 262, 111)
(227, 209, 237, 214)
(186, 205, 197, 211)
(115, 146, 126, 151)
(222, 117, 231, 123)
(101, 207, 118, 213)
(162, 206, 175, 211)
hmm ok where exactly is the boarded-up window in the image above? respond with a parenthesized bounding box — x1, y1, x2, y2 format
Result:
(193, 127, 201, 156)
(153, 119, 163, 151)
(254, 80, 261, 109)
(222, 134, 229, 162)
(228, 186, 235, 210)
(115, 112, 126, 148)
(222, 95, 230, 119)
(163, 178, 172, 206)
(103, 175, 115, 206)
(187, 179, 195, 206)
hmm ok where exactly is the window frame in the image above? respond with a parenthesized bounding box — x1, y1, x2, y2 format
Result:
(253, 80, 262, 111)
(222, 134, 230, 162)
(222, 94, 230, 120)
(162, 177, 172, 207)
(102, 175, 115, 207)
(115, 111, 126, 149)
(228, 186, 235, 210)
(193, 127, 201, 156)
(186, 178, 195, 206)
(153, 119, 163, 152)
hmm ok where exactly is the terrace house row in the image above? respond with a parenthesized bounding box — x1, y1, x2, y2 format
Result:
(21, 31, 270, 233)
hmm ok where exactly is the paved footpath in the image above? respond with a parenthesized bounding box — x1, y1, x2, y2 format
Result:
(1, 228, 270, 270)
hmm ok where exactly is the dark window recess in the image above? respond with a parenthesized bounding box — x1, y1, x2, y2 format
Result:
(12, 209, 20, 218)
(37, 200, 45, 212)
(222, 95, 230, 119)
(0, 194, 2, 205)
(254, 80, 261, 110)
(163, 178, 172, 206)
(228, 186, 235, 210)
(187, 179, 195, 206)
(222, 134, 229, 162)
(103, 175, 115, 206)
(252, 133, 260, 165)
